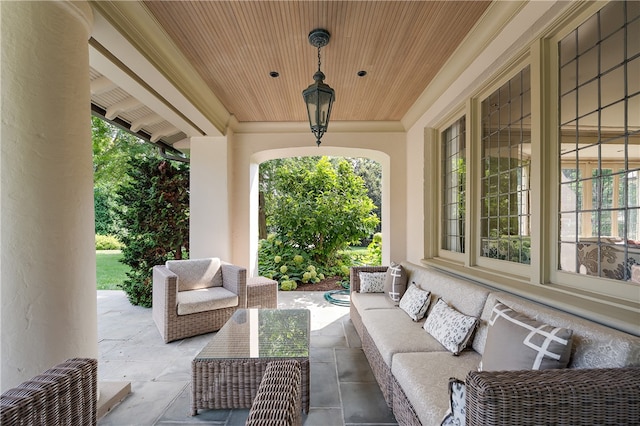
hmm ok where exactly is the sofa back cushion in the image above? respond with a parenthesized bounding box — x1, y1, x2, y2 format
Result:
(401, 262, 489, 319)
(166, 258, 222, 292)
(473, 292, 640, 369)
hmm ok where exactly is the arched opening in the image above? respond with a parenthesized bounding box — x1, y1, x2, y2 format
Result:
(249, 147, 391, 276)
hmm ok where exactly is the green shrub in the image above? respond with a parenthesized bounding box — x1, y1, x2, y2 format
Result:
(95, 234, 123, 250)
(365, 233, 382, 265)
(258, 234, 326, 290)
(258, 233, 365, 290)
(266, 157, 379, 265)
(483, 235, 531, 264)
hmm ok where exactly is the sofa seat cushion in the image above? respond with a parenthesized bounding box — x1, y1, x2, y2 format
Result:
(177, 287, 238, 315)
(362, 308, 449, 366)
(351, 292, 397, 313)
(392, 351, 481, 426)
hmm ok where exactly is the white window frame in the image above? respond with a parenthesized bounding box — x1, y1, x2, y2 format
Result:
(549, 1, 640, 300)
(429, 1, 639, 306)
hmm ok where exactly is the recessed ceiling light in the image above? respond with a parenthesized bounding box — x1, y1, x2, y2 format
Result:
(269, 71, 280, 78)
(357, 70, 367, 77)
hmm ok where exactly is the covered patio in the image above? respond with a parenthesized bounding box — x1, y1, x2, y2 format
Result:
(2, 0, 638, 421)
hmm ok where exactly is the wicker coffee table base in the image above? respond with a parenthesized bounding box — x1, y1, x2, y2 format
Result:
(191, 358, 310, 415)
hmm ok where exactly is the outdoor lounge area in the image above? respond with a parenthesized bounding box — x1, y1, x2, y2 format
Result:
(3, 1, 640, 425)
(96, 290, 395, 426)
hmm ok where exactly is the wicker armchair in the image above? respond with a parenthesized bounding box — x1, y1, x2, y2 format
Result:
(153, 258, 247, 343)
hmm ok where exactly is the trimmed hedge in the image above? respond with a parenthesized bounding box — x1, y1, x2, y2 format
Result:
(95, 234, 123, 250)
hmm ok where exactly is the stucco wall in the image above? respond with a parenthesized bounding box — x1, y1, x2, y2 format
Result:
(228, 128, 406, 275)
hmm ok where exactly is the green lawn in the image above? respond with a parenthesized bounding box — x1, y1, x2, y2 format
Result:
(96, 250, 130, 290)
(347, 246, 368, 256)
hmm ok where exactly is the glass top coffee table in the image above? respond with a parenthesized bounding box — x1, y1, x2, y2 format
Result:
(191, 308, 310, 415)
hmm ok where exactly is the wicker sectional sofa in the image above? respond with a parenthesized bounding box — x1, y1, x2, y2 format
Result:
(350, 262, 640, 426)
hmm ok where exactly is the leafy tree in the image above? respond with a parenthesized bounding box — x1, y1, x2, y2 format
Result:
(351, 158, 382, 235)
(259, 157, 320, 239)
(117, 157, 190, 307)
(92, 116, 153, 236)
(94, 186, 120, 236)
(267, 156, 379, 265)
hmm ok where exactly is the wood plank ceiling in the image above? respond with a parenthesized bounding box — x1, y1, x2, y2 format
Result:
(142, 1, 492, 124)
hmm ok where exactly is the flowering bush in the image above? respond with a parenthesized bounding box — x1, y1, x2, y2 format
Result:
(258, 233, 381, 291)
(258, 234, 326, 290)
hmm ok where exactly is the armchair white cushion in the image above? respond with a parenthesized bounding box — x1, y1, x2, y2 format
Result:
(176, 287, 238, 315)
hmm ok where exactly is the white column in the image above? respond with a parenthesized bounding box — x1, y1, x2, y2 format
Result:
(189, 136, 232, 260)
(1, 1, 97, 391)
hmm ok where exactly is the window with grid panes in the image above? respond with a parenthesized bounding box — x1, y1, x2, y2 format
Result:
(442, 117, 466, 253)
(480, 66, 532, 264)
(558, 0, 640, 282)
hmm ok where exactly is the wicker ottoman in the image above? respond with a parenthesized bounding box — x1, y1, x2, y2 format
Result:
(247, 276, 278, 308)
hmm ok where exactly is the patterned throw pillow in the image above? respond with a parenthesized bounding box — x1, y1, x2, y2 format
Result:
(424, 298, 478, 355)
(441, 378, 466, 426)
(480, 302, 573, 371)
(358, 272, 386, 293)
(398, 283, 431, 321)
(383, 262, 408, 303)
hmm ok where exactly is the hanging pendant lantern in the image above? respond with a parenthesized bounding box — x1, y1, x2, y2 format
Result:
(302, 29, 335, 146)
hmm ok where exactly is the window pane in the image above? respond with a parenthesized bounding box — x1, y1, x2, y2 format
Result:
(441, 116, 466, 253)
(557, 1, 638, 281)
(601, 1, 624, 38)
(629, 94, 640, 129)
(630, 58, 640, 97)
(600, 29, 624, 73)
(600, 67, 625, 108)
(578, 47, 598, 85)
(577, 14, 598, 55)
(559, 32, 576, 66)
(601, 101, 625, 131)
(628, 18, 640, 59)
(578, 80, 598, 117)
(481, 66, 531, 264)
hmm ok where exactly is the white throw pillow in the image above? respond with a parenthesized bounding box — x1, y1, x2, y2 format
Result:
(398, 283, 431, 321)
(358, 272, 386, 293)
(441, 378, 466, 426)
(424, 298, 478, 355)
